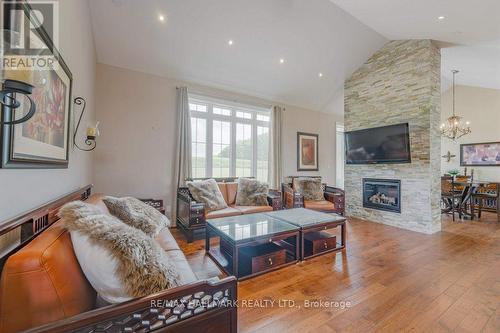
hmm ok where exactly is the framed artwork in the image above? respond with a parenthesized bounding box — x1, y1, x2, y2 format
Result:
(297, 132, 319, 171)
(1, 2, 73, 168)
(460, 142, 500, 167)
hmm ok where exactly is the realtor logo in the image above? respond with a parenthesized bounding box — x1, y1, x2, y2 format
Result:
(1, 0, 59, 71)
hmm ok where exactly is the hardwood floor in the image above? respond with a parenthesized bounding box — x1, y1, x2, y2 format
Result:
(171, 213, 500, 333)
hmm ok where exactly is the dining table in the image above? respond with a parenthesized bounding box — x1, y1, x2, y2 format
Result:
(450, 180, 499, 221)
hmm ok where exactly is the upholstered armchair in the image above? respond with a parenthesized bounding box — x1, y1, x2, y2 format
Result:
(282, 176, 345, 215)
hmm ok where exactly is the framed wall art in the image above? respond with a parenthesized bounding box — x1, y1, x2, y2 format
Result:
(460, 142, 500, 167)
(297, 132, 319, 171)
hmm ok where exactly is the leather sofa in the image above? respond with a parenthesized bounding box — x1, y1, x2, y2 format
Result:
(282, 176, 345, 215)
(177, 179, 282, 242)
(0, 193, 237, 333)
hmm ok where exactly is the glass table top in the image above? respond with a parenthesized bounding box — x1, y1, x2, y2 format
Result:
(264, 208, 345, 228)
(207, 213, 299, 243)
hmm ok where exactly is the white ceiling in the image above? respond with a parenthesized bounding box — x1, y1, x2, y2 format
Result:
(330, 0, 500, 91)
(88, 0, 386, 112)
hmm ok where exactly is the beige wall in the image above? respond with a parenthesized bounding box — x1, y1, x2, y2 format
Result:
(0, 0, 96, 223)
(94, 64, 341, 217)
(441, 85, 500, 182)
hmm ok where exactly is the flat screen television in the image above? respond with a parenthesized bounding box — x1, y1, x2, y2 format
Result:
(345, 123, 411, 164)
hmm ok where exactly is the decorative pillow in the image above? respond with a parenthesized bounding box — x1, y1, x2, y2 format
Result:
(187, 179, 227, 211)
(103, 196, 170, 236)
(235, 178, 269, 206)
(293, 177, 324, 201)
(58, 201, 180, 304)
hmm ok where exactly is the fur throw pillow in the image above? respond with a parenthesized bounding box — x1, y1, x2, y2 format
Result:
(293, 177, 324, 201)
(187, 179, 227, 211)
(103, 196, 170, 236)
(235, 178, 269, 206)
(59, 201, 180, 301)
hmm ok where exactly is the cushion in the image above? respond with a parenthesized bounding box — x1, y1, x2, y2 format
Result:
(226, 182, 238, 205)
(304, 200, 336, 211)
(293, 177, 324, 201)
(103, 196, 170, 236)
(233, 205, 273, 214)
(187, 179, 228, 211)
(206, 207, 242, 219)
(58, 201, 181, 304)
(235, 178, 269, 206)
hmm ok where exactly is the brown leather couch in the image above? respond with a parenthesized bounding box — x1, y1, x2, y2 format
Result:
(177, 180, 282, 242)
(282, 177, 345, 215)
(0, 193, 236, 333)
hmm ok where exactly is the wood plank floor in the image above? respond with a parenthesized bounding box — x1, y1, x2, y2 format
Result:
(171, 213, 500, 333)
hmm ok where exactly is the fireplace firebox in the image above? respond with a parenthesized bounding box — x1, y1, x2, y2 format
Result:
(363, 178, 401, 213)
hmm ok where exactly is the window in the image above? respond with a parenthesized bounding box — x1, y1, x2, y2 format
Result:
(189, 94, 270, 182)
(336, 123, 345, 189)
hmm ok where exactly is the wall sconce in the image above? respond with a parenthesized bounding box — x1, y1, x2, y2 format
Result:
(1, 30, 38, 125)
(73, 97, 99, 151)
(0, 79, 36, 125)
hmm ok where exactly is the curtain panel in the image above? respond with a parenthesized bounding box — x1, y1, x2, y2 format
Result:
(172, 86, 192, 222)
(269, 105, 283, 189)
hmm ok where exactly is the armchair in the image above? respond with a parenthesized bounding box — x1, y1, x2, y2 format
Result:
(282, 177, 345, 215)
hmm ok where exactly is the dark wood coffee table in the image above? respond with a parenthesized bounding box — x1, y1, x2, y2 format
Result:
(206, 213, 300, 281)
(264, 208, 346, 260)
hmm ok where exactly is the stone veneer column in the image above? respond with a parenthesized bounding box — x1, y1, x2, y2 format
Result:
(344, 40, 441, 234)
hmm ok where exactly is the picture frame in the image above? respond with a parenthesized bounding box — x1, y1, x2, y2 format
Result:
(460, 142, 500, 167)
(297, 132, 319, 171)
(1, 2, 73, 169)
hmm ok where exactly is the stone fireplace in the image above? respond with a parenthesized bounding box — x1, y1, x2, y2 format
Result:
(344, 40, 441, 234)
(363, 179, 401, 213)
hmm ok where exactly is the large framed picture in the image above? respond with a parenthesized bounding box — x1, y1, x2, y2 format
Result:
(460, 142, 500, 167)
(297, 132, 319, 171)
(1, 2, 72, 168)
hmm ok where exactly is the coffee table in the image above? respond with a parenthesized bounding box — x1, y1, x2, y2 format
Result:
(264, 208, 346, 260)
(205, 213, 300, 280)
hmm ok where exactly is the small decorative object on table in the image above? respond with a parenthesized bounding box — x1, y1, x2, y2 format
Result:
(447, 169, 460, 177)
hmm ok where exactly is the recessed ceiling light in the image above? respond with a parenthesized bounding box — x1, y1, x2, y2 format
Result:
(158, 14, 165, 22)
(279, 58, 285, 64)
(228, 40, 234, 46)
(438, 16, 445, 20)
(318, 72, 323, 78)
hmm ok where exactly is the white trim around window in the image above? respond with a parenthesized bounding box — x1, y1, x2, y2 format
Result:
(188, 93, 271, 182)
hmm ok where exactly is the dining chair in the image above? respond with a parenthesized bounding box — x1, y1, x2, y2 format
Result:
(441, 177, 463, 221)
(472, 183, 499, 220)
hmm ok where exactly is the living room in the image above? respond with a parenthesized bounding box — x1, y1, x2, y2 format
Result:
(0, 1, 499, 332)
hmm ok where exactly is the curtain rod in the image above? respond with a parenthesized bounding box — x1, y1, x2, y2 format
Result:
(176, 86, 284, 111)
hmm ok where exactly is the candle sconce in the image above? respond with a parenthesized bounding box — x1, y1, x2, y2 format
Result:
(73, 97, 99, 151)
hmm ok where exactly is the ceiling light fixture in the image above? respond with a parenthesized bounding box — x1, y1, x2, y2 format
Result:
(279, 58, 285, 64)
(438, 16, 445, 20)
(440, 70, 471, 141)
(158, 14, 165, 22)
(318, 72, 323, 78)
(228, 40, 233, 46)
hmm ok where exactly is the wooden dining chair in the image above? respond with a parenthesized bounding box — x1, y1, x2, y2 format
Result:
(472, 183, 499, 220)
(441, 177, 463, 221)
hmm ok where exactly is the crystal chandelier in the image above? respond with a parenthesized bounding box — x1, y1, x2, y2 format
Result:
(440, 70, 471, 141)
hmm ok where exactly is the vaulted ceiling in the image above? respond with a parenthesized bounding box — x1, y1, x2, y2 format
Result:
(330, 0, 500, 91)
(88, 0, 386, 112)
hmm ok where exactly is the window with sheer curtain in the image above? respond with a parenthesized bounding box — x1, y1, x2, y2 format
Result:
(188, 94, 271, 183)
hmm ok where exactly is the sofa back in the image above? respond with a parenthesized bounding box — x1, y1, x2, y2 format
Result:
(217, 182, 238, 205)
(0, 194, 108, 333)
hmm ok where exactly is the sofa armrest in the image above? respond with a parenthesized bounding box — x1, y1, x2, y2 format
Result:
(324, 185, 345, 215)
(267, 190, 282, 210)
(24, 277, 238, 333)
(282, 183, 304, 209)
(177, 187, 206, 227)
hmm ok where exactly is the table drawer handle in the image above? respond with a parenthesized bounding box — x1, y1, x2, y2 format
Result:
(268, 258, 273, 265)
(324, 242, 328, 249)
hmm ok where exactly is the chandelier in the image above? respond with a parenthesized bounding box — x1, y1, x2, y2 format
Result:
(440, 70, 471, 141)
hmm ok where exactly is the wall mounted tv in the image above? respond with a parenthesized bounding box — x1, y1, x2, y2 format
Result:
(345, 123, 411, 164)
